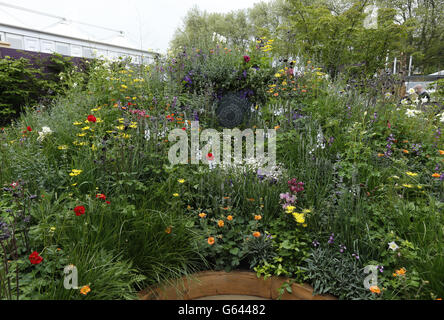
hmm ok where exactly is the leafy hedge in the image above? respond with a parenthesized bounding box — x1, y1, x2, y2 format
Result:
(0, 53, 75, 125)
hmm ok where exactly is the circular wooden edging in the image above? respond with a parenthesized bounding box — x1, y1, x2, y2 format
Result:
(138, 271, 336, 300)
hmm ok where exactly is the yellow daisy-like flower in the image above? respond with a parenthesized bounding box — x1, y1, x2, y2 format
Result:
(118, 118, 125, 123)
(302, 209, 312, 214)
(96, 118, 103, 123)
(173, 193, 179, 197)
(406, 172, 418, 177)
(58, 145, 68, 150)
(402, 184, 414, 188)
(178, 179, 185, 184)
(116, 125, 125, 131)
(80, 285, 91, 295)
(292, 212, 305, 224)
(91, 144, 97, 151)
(69, 169, 83, 177)
(81, 126, 90, 131)
(129, 122, 137, 129)
(285, 206, 296, 213)
(77, 133, 87, 137)
(73, 121, 83, 126)
(121, 84, 128, 89)
(275, 73, 281, 78)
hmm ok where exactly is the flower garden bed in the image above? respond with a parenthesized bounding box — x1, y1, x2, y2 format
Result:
(0, 38, 443, 301)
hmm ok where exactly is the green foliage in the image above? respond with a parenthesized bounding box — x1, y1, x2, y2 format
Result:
(305, 244, 374, 300)
(0, 54, 74, 125)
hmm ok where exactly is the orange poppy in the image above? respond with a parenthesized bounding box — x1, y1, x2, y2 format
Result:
(199, 213, 207, 218)
(227, 215, 233, 221)
(432, 173, 441, 178)
(208, 237, 215, 245)
(218, 220, 224, 227)
(254, 215, 262, 221)
(369, 286, 381, 294)
(253, 231, 261, 238)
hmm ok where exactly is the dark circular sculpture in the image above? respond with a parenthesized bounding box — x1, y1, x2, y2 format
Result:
(216, 93, 251, 128)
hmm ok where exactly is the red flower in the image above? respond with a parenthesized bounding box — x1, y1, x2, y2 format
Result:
(182, 127, 186, 131)
(106, 201, 111, 205)
(74, 205, 86, 216)
(96, 194, 106, 200)
(243, 55, 250, 63)
(87, 115, 97, 123)
(206, 152, 214, 161)
(29, 251, 43, 265)
(27, 126, 32, 132)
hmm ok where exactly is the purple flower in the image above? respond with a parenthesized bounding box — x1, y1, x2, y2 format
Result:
(378, 265, 384, 273)
(339, 244, 346, 253)
(328, 233, 335, 244)
(312, 240, 320, 248)
(352, 253, 360, 260)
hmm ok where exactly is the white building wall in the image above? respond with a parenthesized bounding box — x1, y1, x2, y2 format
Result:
(0, 23, 155, 64)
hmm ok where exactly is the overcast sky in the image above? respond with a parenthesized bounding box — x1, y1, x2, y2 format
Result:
(0, 0, 263, 53)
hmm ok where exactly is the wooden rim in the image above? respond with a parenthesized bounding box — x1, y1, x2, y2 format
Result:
(138, 270, 336, 300)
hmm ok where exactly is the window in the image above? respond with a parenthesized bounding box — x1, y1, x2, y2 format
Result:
(41, 40, 55, 53)
(5, 33, 23, 49)
(24, 37, 40, 52)
(83, 47, 93, 58)
(56, 42, 70, 56)
(71, 45, 82, 57)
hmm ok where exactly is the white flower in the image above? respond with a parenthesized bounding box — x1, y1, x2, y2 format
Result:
(405, 109, 421, 118)
(41, 126, 52, 134)
(385, 92, 392, 98)
(401, 99, 409, 105)
(438, 112, 444, 123)
(408, 88, 415, 95)
(421, 97, 428, 103)
(388, 241, 399, 251)
(37, 126, 53, 142)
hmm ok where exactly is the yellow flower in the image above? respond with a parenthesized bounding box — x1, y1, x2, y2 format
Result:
(302, 209, 312, 214)
(227, 215, 233, 221)
(81, 126, 90, 131)
(199, 213, 207, 218)
(275, 73, 281, 78)
(402, 184, 413, 188)
(218, 220, 225, 227)
(80, 285, 91, 295)
(173, 193, 179, 197)
(129, 122, 137, 129)
(178, 179, 185, 184)
(254, 215, 262, 221)
(285, 206, 296, 213)
(121, 84, 128, 89)
(122, 134, 130, 139)
(69, 169, 83, 177)
(91, 144, 97, 151)
(58, 145, 68, 150)
(116, 125, 125, 131)
(292, 212, 305, 224)
(118, 118, 125, 123)
(96, 118, 103, 123)
(406, 172, 418, 177)
(439, 150, 444, 155)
